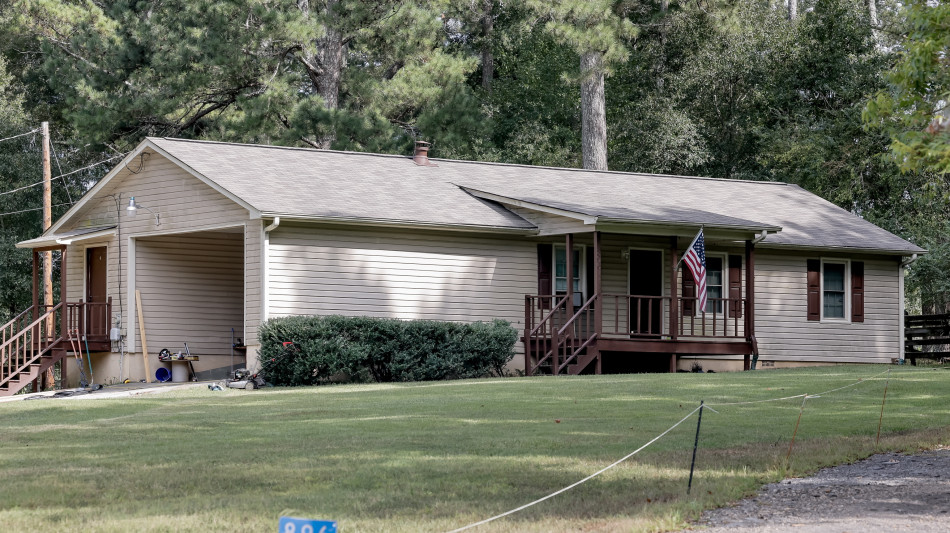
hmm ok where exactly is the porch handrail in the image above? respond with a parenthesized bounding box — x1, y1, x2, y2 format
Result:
(0, 303, 63, 389)
(1, 306, 36, 346)
(553, 293, 598, 374)
(526, 294, 570, 338)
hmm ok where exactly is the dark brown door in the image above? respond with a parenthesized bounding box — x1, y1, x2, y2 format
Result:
(629, 250, 663, 335)
(86, 247, 108, 336)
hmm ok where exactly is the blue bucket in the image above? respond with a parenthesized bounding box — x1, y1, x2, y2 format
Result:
(155, 367, 171, 383)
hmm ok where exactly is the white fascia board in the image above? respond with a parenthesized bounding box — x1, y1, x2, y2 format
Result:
(45, 139, 261, 238)
(145, 139, 262, 219)
(45, 144, 154, 235)
(755, 242, 927, 257)
(55, 228, 116, 245)
(257, 212, 539, 235)
(457, 186, 599, 225)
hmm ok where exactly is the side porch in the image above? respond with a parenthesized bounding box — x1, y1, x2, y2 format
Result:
(524, 230, 763, 376)
(0, 245, 112, 395)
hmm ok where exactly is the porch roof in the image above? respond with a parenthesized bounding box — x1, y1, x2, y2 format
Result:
(16, 225, 116, 250)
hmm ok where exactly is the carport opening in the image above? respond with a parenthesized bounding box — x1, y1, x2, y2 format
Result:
(135, 228, 244, 380)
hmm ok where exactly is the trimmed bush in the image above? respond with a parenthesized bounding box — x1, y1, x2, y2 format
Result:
(258, 315, 518, 386)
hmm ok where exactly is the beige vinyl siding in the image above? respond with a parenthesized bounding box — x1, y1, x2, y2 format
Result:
(54, 149, 255, 378)
(267, 224, 537, 329)
(506, 206, 591, 236)
(134, 233, 243, 371)
(753, 251, 901, 363)
(244, 220, 262, 347)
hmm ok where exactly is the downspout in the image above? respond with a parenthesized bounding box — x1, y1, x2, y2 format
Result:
(752, 230, 768, 245)
(898, 254, 918, 363)
(262, 217, 280, 323)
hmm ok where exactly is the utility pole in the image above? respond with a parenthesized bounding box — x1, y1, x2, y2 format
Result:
(41, 122, 54, 390)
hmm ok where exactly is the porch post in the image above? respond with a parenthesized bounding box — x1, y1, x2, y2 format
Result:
(670, 236, 679, 373)
(565, 233, 574, 319)
(593, 230, 602, 374)
(32, 250, 39, 321)
(60, 246, 67, 334)
(745, 240, 756, 370)
(670, 237, 679, 341)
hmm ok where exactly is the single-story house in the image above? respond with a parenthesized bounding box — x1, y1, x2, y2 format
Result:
(2, 138, 924, 393)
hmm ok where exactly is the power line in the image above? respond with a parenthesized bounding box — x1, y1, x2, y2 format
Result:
(0, 202, 73, 218)
(0, 129, 39, 144)
(0, 152, 127, 197)
(49, 137, 73, 204)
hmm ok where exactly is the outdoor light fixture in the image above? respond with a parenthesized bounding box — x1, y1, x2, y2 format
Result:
(126, 196, 160, 226)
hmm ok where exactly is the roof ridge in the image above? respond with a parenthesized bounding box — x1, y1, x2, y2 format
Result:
(149, 137, 790, 186)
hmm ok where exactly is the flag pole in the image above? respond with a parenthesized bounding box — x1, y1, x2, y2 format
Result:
(675, 226, 704, 271)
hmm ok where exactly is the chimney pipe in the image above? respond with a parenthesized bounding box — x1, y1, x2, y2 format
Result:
(413, 141, 435, 166)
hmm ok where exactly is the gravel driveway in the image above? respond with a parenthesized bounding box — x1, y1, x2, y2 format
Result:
(683, 448, 950, 533)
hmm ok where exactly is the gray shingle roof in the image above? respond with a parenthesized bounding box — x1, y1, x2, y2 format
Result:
(149, 138, 924, 255)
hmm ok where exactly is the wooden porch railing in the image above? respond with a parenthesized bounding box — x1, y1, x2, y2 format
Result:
(524, 294, 598, 375)
(0, 303, 63, 390)
(0, 299, 113, 394)
(601, 294, 747, 338)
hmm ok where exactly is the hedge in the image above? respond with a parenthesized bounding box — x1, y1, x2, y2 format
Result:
(257, 315, 519, 386)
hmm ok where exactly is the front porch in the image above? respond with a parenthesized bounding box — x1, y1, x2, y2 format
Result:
(524, 231, 760, 375)
(0, 246, 112, 396)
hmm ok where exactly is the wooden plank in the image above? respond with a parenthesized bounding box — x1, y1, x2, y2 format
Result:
(135, 290, 152, 383)
(598, 338, 754, 355)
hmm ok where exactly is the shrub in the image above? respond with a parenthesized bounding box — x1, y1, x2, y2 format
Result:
(258, 315, 518, 386)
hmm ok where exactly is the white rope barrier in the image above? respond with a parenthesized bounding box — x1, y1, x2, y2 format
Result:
(706, 369, 892, 407)
(445, 404, 704, 533)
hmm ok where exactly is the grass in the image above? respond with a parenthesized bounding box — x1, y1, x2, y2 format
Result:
(0, 365, 948, 532)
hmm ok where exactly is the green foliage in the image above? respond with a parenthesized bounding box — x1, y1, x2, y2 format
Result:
(864, 0, 950, 174)
(257, 315, 518, 386)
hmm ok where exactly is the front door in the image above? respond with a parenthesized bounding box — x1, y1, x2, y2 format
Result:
(85, 246, 108, 336)
(629, 250, 663, 335)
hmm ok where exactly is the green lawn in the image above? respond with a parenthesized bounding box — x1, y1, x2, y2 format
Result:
(0, 365, 948, 532)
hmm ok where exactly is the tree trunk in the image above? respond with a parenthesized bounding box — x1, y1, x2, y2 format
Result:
(867, 0, 878, 27)
(788, 0, 798, 20)
(297, 0, 344, 149)
(656, 0, 669, 91)
(481, 0, 494, 93)
(580, 52, 608, 171)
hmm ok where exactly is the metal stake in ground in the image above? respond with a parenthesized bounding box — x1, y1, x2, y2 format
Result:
(687, 400, 704, 495)
(786, 394, 810, 465)
(876, 369, 891, 447)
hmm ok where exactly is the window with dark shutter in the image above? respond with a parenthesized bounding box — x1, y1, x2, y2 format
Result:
(537, 243, 553, 309)
(807, 259, 821, 321)
(682, 268, 695, 316)
(729, 255, 742, 318)
(851, 261, 864, 323)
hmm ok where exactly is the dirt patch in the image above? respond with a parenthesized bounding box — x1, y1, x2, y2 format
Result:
(683, 448, 950, 533)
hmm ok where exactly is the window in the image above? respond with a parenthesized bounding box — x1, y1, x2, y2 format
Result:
(808, 259, 863, 323)
(705, 256, 724, 314)
(553, 245, 583, 294)
(822, 262, 847, 319)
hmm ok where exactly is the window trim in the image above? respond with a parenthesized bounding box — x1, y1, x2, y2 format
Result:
(697, 253, 727, 316)
(552, 244, 587, 298)
(820, 258, 851, 322)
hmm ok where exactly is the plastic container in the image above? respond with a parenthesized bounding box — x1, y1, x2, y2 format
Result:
(155, 367, 171, 382)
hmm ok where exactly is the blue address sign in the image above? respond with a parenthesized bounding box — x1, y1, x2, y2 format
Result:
(278, 516, 338, 533)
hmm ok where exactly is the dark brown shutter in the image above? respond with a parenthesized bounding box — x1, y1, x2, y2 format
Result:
(585, 246, 595, 304)
(682, 268, 696, 315)
(537, 244, 553, 309)
(851, 261, 864, 323)
(729, 255, 743, 318)
(807, 259, 821, 321)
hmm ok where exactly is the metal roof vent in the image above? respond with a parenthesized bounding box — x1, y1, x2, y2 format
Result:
(413, 141, 437, 166)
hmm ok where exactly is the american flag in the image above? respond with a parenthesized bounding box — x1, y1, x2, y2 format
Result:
(683, 229, 707, 313)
